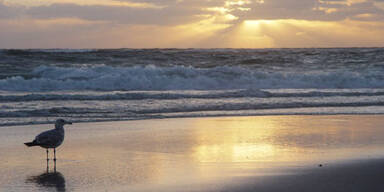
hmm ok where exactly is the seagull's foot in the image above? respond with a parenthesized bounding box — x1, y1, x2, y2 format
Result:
(46, 158, 50, 161)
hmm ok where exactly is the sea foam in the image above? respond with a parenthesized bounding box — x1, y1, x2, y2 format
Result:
(1, 48, 384, 126)
(0, 65, 383, 91)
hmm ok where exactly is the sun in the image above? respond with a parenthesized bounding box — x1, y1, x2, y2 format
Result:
(226, 20, 278, 48)
(243, 19, 276, 27)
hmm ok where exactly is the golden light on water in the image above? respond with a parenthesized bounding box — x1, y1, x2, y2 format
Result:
(190, 116, 382, 165)
(195, 143, 276, 163)
(4, 116, 384, 191)
(192, 117, 284, 163)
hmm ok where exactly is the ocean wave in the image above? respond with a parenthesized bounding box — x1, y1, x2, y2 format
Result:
(2, 89, 384, 102)
(0, 65, 384, 91)
(0, 90, 267, 102)
(3, 106, 384, 127)
(131, 100, 384, 114)
(2, 98, 384, 117)
(0, 107, 135, 118)
(1, 48, 384, 126)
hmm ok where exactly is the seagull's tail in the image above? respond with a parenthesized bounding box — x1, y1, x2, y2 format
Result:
(24, 141, 38, 147)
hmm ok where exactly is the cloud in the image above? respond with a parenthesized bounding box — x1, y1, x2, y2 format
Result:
(0, 0, 238, 25)
(0, 1, 22, 18)
(1, 0, 384, 48)
(24, 3, 205, 25)
(233, 0, 384, 21)
(203, 19, 384, 48)
(1, 0, 381, 25)
(0, 17, 231, 48)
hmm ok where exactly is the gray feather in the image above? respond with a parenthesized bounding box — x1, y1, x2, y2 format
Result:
(35, 129, 64, 148)
(24, 119, 71, 149)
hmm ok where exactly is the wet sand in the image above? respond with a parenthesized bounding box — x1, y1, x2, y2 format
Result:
(1, 115, 384, 191)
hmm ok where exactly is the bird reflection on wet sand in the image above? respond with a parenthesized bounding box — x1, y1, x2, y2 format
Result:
(26, 160, 66, 192)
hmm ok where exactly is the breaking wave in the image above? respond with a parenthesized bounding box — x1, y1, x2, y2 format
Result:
(1, 48, 384, 126)
(0, 65, 384, 91)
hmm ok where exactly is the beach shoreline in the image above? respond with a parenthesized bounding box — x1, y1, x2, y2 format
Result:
(2, 113, 384, 128)
(1, 115, 384, 191)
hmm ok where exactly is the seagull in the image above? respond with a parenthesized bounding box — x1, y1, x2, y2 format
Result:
(24, 119, 72, 161)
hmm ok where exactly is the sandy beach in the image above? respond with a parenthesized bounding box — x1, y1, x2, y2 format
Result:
(1, 115, 384, 191)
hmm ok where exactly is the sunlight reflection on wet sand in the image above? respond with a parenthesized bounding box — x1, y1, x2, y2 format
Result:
(2, 115, 384, 191)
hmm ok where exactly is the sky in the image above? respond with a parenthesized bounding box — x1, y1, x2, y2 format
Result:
(0, 0, 383, 48)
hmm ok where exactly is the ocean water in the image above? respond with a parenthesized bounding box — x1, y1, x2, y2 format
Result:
(0, 48, 384, 126)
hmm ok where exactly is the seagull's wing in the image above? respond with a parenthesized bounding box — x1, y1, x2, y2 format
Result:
(35, 129, 58, 146)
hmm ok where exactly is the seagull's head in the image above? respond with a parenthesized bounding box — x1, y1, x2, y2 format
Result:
(55, 119, 73, 127)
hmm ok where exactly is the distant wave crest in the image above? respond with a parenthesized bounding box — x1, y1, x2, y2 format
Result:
(2, 89, 384, 102)
(0, 65, 383, 91)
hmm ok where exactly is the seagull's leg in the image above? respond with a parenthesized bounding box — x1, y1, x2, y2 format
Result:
(54, 159, 56, 172)
(46, 158, 49, 172)
(54, 148, 56, 161)
(46, 149, 49, 161)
